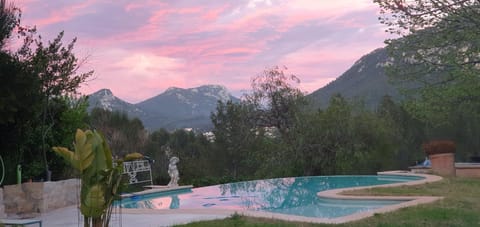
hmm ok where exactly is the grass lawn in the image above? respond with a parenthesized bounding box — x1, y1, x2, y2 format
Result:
(176, 177, 480, 227)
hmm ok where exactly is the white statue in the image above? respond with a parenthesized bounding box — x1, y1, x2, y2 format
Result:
(168, 156, 180, 187)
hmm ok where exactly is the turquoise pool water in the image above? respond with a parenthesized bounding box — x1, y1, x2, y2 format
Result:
(119, 175, 423, 218)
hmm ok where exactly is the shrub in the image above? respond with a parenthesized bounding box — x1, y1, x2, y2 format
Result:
(423, 140, 456, 155)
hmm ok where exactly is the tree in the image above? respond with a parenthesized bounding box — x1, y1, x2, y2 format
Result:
(15, 30, 94, 179)
(376, 0, 480, 35)
(375, 0, 480, 125)
(376, 95, 426, 167)
(313, 94, 352, 174)
(0, 0, 18, 49)
(243, 66, 306, 140)
(0, 0, 93, 183)
(89, 108, 147, 157)
(0, 51, 41, 184)
(211, 100, 258, 179)
(0, 1, 39, 183)
(144, 129, 170, 184)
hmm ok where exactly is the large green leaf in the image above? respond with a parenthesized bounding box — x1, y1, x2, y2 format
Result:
(54, 129, 95, 172)
(81, 184, 106, 218)
(54, 128, 127, 225)
(52, 146, 74, 165)
(76, 130, 95, 172)
(84, 131, 107, 178)
(75, 129, 87, 148)
(98, 131, 113, 168)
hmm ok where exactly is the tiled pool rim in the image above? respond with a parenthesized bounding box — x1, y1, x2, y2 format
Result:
(116, 171, 443, 224)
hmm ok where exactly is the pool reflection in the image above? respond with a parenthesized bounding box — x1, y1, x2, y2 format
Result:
(119, 175, 421, 218)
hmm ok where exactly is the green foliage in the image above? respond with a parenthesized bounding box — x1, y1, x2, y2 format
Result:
(18, 29, 94, 178)
(144, 129, 170, 184)
(204, 69, 422, 180)
(375, 0, 480, 126)
(169, 129, 214, 184)
(375, 95, 426, 168)
(211, 100, 259, 179)
(143, 128, 218, 186)
(0, 51, 40, 183)
(243, 66, 306, 139)
(374, 0, 480, 159)
(0, 0, 92, 184)
(53, 129, 125, 227)
(290, 95, 409, 176)
(0, 0, 19, 49)
(89, 108, 147, 157)
(0, 54, 89, 182)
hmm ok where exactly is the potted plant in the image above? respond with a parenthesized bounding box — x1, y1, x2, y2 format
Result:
(422, 140, 456, 176)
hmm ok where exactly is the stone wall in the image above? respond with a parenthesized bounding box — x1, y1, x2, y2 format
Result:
(455, 164, 480, 178)
(410, 163, 480, 178)
(2, 178, 80, 217)
(0, 188, 5, 218)
(42, 179, 80, 212)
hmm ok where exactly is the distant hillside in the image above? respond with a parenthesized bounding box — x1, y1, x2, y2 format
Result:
(87, 89, 146, 117)
(87, 85, 239, 131)
(307, 48, 401, 109)
(137, 85, 240, 131)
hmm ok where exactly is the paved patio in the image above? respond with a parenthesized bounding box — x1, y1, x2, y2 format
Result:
(39, 205, 229, 227)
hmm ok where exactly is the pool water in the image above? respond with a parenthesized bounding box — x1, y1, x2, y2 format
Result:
(119, 175, 423, 218)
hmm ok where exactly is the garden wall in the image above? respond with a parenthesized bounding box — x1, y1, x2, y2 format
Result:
(410, 163, 480, 178)
(455, 163, 480, 178)
(2, 178, 80, 217)
(0, 188, 5, 218)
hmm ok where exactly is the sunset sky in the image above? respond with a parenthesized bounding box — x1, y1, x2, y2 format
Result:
(18, 0, 394, 103)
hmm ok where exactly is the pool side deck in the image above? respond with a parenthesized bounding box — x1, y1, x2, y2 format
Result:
(115, 171, 443, 225)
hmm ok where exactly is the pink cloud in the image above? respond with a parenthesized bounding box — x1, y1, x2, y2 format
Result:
(33, 0, 97, 28)
(202, 6, 229, 21)
(124, 1, 166, 12)
(22, 0, 391, 102)
(203, 47, 260, 58)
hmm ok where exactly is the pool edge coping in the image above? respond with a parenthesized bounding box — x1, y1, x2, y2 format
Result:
(313, 170, 443, 224)
(116, 171, 444, 224)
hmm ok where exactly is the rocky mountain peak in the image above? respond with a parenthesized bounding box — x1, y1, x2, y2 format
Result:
(164, 87, 183, 94)
(89, 85, 239, 131)
(161, 85, 232, 102)
(87, 88, 144, 116)
(195, 84, 230, 102)
(97, 88, 113, 96)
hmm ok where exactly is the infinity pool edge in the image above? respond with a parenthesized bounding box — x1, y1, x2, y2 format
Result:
(116, 171, 443, 224)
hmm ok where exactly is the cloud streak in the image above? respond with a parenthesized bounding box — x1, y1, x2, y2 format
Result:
(19, 0, 392, 103)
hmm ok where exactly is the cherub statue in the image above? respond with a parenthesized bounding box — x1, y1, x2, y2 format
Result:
(167, 156, 180, 187)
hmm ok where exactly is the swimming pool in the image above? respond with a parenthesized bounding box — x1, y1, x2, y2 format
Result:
(119, 174, 424, 219)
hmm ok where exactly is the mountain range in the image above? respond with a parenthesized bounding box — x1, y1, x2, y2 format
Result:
(307, 48, 400, 109)
(87, 85, 239, 131)
(88, 47, 401, 131)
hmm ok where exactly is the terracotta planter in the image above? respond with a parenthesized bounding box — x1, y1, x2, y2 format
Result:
(429, 153, 455, 176)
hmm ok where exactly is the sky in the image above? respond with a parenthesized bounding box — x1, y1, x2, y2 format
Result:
(18, 0, 393, 103)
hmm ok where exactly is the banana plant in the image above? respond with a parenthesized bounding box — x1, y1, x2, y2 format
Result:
(53, 129, 125, 227)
